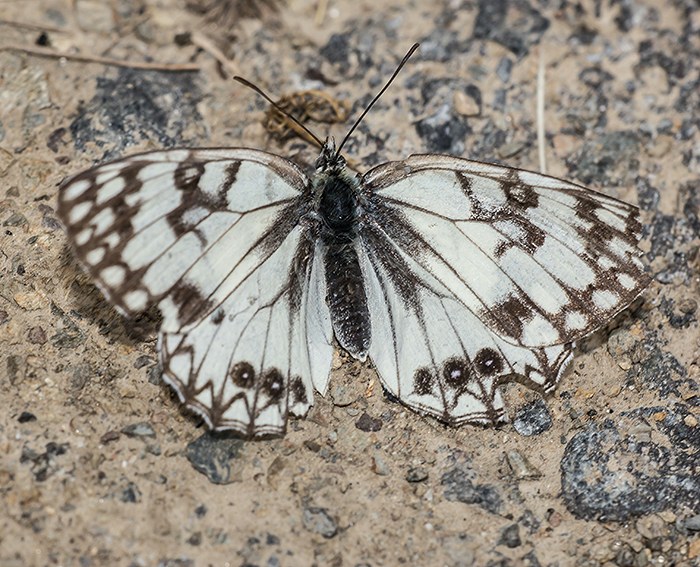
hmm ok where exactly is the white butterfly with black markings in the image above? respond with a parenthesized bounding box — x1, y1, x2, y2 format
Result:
(57, 44, 650, 437)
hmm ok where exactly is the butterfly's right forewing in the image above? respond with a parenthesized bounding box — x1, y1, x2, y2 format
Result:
(58, 149, 307, 322)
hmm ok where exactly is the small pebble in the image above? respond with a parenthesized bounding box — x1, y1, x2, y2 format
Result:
(120, 481, 141, 503)
(328, 381, 357, 407)
(678, 298, 698, 314)
(3, 212, 27, 226)
(498, 523, 521, 548)
(121, 422, 156, 438)
(303, 440, 322, 453)
(18, 411, 37, 423)
(100, 430, 120, 445)
(546, 508, 562, 528)
(355, 412, 382, 432)
(302, 507, 337, 538)
(27, 326, 47, 345)
(372, 453, 390, 476)
(505, 450, 543, 480)
(133, 355, 154, 369)
(683, 514, 700, 531)
(497, 141, 525, 158)
(607, 328, 637, 360)
(405, 467, 429, 483)
(185, 432, 245, 485)
(13, 291, 45, 310)
(453, 90, 480, 116)
(513, 399, 552, 436)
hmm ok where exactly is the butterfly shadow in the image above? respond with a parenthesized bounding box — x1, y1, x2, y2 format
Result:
(59, 243, 162, 349)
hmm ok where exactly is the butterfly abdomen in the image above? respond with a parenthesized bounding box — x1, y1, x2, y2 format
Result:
(323, 238, 371, 360)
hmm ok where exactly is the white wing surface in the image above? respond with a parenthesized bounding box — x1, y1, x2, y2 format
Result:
(358, 155, 648, 424)
(58, 149, 333, 435)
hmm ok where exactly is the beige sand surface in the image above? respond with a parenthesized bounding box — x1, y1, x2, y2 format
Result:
(1, 1, 698, 565)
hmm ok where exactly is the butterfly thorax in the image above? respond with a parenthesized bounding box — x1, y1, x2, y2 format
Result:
(316, 168, 360, 237)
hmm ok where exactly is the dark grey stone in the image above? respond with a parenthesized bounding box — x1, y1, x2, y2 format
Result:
(355, 412, 382, 432)
(561, 414, 700, 521)
(472, 0, 549, 58)
(415, 109, 470, 154)
(441, 466, 501, 514)
(512, 399, 552, 436)
(20, 441, 69, 482)
(18, 411, 37, 423)
(120, 480, 142, 503)
(133, 355, 154, 369)
(320, 33, 351, 65)
(628, 341, 688, 398)
(121, 422, 156, 438)
(496, 57, 512, 83)
(185, 431, 245, 484)
(406, 467, 429, 483)
(498, 523, 521, 548)
(69, 68, 203, 158)
(566, 131, 641, 186)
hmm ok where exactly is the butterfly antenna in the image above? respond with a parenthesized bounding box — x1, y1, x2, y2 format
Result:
(233, 76, 325, 148)
(335, 42, 420, 158)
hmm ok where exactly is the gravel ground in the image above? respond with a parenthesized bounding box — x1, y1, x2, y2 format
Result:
(1, 0, 699, 565)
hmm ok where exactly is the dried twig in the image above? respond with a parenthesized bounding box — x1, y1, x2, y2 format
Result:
(315, 0, 328, 26)
(0, 44, 200, 72)
(537, 48, 547, 174)
(191, 30, 238, 77)
(0, 18, 67, 33)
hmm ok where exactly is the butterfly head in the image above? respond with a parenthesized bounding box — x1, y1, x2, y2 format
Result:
(315, 138, 347, 173)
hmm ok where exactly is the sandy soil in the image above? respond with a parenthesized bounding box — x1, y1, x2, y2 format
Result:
(1, 0, 699, 565)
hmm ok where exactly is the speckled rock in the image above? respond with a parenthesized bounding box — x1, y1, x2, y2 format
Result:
(561, 412, 700, 521)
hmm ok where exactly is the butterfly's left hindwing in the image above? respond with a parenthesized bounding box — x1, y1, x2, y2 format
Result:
(58, 149, 334, 435)
(362, 155, 650, 347)
(159, 232, 334, 435)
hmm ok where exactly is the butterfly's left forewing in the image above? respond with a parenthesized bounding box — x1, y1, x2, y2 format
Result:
(362, 154, 650, 347)
(58, 149, 334, 435)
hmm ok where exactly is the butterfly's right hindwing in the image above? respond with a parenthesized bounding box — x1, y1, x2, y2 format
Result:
(58, 148, 334, 435)
(159, 231, 334, 435)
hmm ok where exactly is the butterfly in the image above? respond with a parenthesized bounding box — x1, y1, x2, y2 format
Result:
(57, 44, 650, 437)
